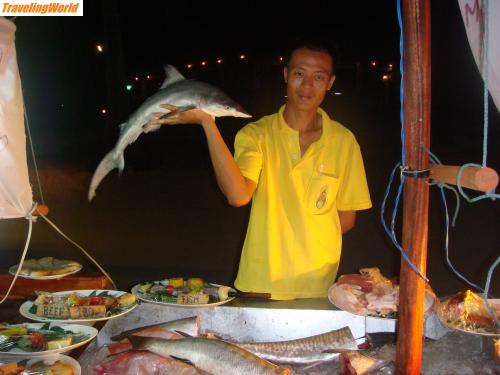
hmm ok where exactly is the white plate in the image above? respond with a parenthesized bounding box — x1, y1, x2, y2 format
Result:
(9, 263, 82, 280)
(328, 282, 437, 318)
(19, 290, 138, 323)
(131, 282, 236, 308)
(0, 323, 97, 356)
(437, 298, 500, 337)
(0, 353, 81, 375)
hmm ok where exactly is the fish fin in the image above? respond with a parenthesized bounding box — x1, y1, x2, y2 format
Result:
(170, 355, 194, 366)
(160, 65, 186, 89)
(321, 348, 355, 354)
(157, 105, 197, 120)
(300, 361, 325, 371)
(174, 330, 193, 338)
(118, 122, 127, 134)
(143, 123, 162, 133)
(118, 153, 125, 174)
(88, 150, 125, 201)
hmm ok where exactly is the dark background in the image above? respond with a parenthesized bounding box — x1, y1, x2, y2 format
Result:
(0, 0, 498, 296)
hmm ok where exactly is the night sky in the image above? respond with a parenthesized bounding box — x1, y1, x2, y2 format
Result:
(11, 0, 479, 161)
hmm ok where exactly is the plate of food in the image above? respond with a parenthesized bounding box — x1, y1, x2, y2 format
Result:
(9, 257, 82, 280)
(0, 353, 81, 374)
(0, 322, 97, 356)
(328, 267, 437, 318)
(19, 290, 138, 323)
(131, 277, 237, 307)
(437, 290, 500, 337)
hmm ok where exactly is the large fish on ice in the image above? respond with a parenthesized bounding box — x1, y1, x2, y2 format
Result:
(128, 336, 290, 375)
(233, 326, 359, 364)
(88, 65, 251, 201)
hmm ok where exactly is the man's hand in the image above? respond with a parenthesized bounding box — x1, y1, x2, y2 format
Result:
(151, 104, 213, 127)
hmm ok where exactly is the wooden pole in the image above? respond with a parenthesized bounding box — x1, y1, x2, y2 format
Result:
(396, 0, 431, 374)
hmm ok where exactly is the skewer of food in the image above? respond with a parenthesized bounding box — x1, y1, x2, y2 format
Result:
(29, 290, 136, 319)
(135, 277, 233, 305)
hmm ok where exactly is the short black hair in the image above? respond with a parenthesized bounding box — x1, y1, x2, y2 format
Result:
(285, 38, 336, 74)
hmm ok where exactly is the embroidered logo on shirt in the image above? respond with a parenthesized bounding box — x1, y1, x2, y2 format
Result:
(316, 186, 327, 209)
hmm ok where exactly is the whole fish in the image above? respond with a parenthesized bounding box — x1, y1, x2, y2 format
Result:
(234, 327, 358, 364)
(110, 316, 200, 341)
(88, 64, 251, 201)
(129, 336, 290, 375)
(93, 350, 205, 375)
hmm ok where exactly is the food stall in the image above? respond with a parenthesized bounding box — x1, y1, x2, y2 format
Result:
(1, 0, 499, 374)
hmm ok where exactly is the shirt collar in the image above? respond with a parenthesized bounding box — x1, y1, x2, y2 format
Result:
(275, 105, 335, 142)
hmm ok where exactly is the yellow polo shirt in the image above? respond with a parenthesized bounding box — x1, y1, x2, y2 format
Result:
(233, 105, 372, 300)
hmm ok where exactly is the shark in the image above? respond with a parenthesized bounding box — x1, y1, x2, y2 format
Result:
(88, 64, 251, 201)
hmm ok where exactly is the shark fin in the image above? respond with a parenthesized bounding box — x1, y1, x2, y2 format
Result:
(160, 65, 186, 89)
(157, 105, 196, 120)
(117, 153, 125, 174)
(118, 122, 127, 134)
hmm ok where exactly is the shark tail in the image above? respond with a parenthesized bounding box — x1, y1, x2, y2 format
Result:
(88, 149, 125, 201)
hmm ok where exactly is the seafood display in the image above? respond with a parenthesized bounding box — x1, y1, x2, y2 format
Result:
(328, 267, 436, 317)
(132, 277, 235, 306)
(234, 327, 358, 364)
(437, 290, 500, 335)
(110, 316, 200, 342)
(93, 351, 205, 375)
(128, 336, 290, 375)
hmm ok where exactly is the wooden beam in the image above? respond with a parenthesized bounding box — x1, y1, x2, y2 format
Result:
(430, 165, 499, 192)
(396, 0, 431, 374)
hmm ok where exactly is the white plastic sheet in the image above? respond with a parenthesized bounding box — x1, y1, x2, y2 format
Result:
(458, 0, 500, 112)
(0, 17, 33, 219)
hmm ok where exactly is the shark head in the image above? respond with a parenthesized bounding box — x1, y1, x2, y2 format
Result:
(160, 64, 251, 119)
(201, 96, 252, 118)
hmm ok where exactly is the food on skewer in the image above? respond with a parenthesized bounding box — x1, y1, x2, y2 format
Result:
(31, 291, 136, 319)
(137, 277, 233, 305)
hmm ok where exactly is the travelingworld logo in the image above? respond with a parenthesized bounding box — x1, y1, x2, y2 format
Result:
(1, 0, 83, 16)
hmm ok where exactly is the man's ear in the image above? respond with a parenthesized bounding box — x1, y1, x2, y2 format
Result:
(328, 75, 336, 91)
(283, 67, 288, 83)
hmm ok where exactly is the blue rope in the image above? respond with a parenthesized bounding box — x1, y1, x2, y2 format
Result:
(483, 256, 500, 328)
(439, 187, 484, 291)
(378, 0, 428, 283)
(380, 163, 429, 282)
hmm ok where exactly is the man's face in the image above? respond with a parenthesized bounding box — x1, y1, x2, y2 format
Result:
(284, 48, 335, 112)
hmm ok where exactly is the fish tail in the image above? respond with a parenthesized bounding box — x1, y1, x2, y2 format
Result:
(88, 149, 125, 201)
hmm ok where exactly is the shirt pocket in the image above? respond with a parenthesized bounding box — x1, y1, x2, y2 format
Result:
(305, 169, 340, 215)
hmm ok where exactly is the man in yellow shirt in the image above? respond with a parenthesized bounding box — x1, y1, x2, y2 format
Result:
(153, 41, 371, 300)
